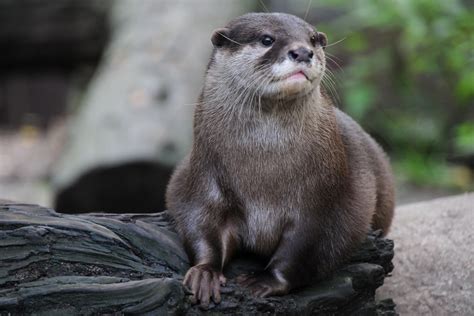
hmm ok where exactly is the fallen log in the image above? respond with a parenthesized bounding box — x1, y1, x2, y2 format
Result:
(0, 202, 396, 315)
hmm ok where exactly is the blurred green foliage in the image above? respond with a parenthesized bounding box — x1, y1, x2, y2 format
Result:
(316, 0, 474, 189)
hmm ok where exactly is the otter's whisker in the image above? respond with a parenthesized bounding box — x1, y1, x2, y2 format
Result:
(304, 0, 313, 21)
(216, 32, 242, 46)
(222, 69, 262, 121)
(322, 71, 340, 106)
(259, 0, 270, 13)
(324, 37, 346, 49)
(248, 72, 274, 120)
(235, 69, 267, 120)
(325, 55, 344, 73)
(230, 64, 272, 120)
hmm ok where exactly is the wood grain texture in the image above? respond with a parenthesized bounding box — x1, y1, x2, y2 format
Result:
(0, 202, 395, 315)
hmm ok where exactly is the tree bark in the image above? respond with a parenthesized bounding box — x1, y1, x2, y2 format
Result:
(0, 202, 396, 315)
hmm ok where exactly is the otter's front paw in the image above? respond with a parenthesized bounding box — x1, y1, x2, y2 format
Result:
(183, 264, 226, 307)
(237, 270, 290, 298)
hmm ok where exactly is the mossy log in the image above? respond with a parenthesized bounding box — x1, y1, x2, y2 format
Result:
(0, 201, 396, 315)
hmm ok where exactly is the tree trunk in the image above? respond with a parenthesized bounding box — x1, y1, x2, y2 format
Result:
(52, 0, 253, 213)
(0, 201, 395, 315)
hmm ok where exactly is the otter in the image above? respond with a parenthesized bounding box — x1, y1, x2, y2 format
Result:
(166, 12, 394, 307)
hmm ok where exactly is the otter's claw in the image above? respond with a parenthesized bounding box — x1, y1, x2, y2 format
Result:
(183, 264, 226, 307)
(237, 271, 290, 298)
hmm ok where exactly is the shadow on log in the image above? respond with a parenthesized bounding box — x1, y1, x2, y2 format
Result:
(0, 202, 396, 315)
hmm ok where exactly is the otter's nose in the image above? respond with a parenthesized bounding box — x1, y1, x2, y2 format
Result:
(288, 47, 314, 63)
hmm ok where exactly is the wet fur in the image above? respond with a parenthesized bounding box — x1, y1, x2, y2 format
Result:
(166, 12, 394, 305)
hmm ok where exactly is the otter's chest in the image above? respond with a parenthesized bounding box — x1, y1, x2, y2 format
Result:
(240, 200, 299, 256)
(224, 147, 308, 256)
(218, 121, 317, 254)
(223, 131, 311, 200)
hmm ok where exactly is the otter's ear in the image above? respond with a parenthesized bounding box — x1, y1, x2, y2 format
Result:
(211, 28, 231, 48)
(317, 32, 328, 49)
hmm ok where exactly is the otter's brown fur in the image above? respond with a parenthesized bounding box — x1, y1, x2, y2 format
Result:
(166, 12, 394, 306)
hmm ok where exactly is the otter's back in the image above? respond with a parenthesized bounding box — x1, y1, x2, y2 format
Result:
(335, 109, 395, 234)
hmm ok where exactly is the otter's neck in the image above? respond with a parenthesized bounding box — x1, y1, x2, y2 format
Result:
(201, 78, 327, 124)
(196, 81, 336, 150)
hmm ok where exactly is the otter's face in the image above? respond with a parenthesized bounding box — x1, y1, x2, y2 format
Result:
(210, 13, 327, 100)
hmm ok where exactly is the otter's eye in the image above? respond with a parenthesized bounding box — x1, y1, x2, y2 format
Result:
(310, 34, 317, 46)
(261, 35, 275, 47)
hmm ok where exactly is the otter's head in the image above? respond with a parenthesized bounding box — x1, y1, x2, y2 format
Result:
(207, 13, 327, 100)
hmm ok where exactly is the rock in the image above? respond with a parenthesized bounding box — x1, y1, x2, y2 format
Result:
(0, 201, 396, 315)
(378, 193, 474, 315)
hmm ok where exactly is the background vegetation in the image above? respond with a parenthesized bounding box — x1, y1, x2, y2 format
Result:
(1, 0, 472, 209)
(311, 0, 474, 190)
